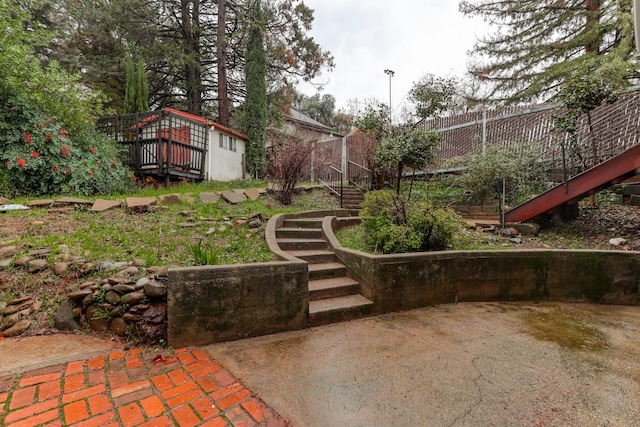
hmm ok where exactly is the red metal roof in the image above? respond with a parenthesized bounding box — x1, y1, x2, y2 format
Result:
(162, 108, 247, 140)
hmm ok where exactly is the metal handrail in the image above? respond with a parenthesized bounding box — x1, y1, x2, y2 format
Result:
(319, 166, 344, 207)
(347, 160, 373, 192)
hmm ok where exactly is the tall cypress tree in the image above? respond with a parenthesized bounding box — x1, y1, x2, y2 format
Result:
(124, 57, 149, 113)
(244, 0, 267, 178)
(123, 57, 137, 113)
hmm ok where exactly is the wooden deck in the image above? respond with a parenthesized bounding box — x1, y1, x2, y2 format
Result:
(96, 110, 208, 183)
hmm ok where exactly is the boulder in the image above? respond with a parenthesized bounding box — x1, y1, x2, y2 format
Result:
(54, 299, 79, 331)
(3, 319, 30, 337)
(144, 281, 167, 298)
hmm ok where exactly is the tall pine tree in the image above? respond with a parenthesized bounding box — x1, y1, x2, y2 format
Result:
(244, 0, 267, 178)
(460, 0, 636, 104)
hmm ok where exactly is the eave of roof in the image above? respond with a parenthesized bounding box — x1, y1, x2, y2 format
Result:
(163, 108, 247, 140)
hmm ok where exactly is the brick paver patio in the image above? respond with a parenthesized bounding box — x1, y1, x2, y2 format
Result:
(0, 347, 289, 427)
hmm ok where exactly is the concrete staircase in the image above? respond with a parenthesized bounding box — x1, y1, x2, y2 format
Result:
(275, 216, 373, 327)
(341, 186, 365, 210)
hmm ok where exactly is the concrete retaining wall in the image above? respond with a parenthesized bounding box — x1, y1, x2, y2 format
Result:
(166, 213, 640, 348)
(326, 217, 640, 314)
(167, 261, 308, 348)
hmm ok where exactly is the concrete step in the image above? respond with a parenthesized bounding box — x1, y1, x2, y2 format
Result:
(277, 238, 327, 251)
(282, 218, 324, 228)
(287, 250, 337, 264)
(309, 294, 375, 327)
(276, 227, 323, 239)
(309, 262, 348, 280)
(309, 276, 359, 301)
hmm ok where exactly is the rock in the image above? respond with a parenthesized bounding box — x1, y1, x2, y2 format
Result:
(108, 277, 129, 285)
(79, 262, 96, 274)
(125, 196, 158, 211)
(28, 259, 48, 273)
(609, 237, 627, 246)
(120, 291, 145, 306)
(13, 256, 30, 267)
(113, 284, 136, 294)
(509, 238, 522, 244)
(160, 194, 181, 205)
(181, 195, 196, 204)
(143, 303, 167, 323)
(91, 199, 121, 212)
(109, 305, 125, 317)
(54, 253, 71, 261)
(235, 219, 247, 226)
(0, 245, 19, 258)
(2, 319, 30, 337)
(244, 188, 261, 201)
(52, 262, 69, 275)
(67, 289, 93, 300)
(118, 266, 139, 276)
(144, 281, 167, 298)
(155, 268, 169, 281)
(199, 192, 220, 203)
(105, 291, 121, 304)
(85, 306, 110, 332)
(7, 296, 32, 306)
(54, 299, 79, 331)
(122, 312, 142, 322)
(129, 304, 150, 314)
(2, 302, 31, 316)
(135, 277, 150, 290)
(206, 227, 216, 235)
(500, 228, 520, 238)
(0, 196, 10, 204)
(1, 313, 21, 331)
(29, 248, 50, 258)
(248, 218, 262, 228)
(137, 323, 166, 344)
(79, 281, 95, 289)
(132, 259, 146, 267)
(26, 199, 53, 208)
(53, 197, 93, 206)
(110, 317, 128, 336)
(98, 261, 128, 271)
(507, 222, 540, 236)
(0, 259, 11, 269)
(221, 190, 247, 204)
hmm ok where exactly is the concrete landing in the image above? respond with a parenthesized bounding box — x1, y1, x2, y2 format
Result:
(205, 302, 640, 427)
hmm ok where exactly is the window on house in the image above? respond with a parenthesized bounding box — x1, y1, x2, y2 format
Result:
(230, 137, 237, 152)
(219, 134, 224, 148)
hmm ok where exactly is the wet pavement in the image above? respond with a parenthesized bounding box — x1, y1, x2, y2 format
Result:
(3, 302, 640, 426)
(205, 302, 640, 427)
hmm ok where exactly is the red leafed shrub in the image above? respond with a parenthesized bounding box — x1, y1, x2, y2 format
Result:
(266, 132, 313, 205)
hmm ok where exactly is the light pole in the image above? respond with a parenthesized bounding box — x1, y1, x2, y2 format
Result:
(384, 69, 394, 126)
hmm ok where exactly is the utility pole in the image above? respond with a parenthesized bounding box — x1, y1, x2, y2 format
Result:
(384, 69, 394, 126)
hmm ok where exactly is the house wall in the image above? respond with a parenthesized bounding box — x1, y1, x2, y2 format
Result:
(206, 128, 246, 181)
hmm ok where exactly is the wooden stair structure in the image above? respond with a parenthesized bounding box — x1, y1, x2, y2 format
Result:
(505, 143, 640, 223)
(274, 215, 373, 327)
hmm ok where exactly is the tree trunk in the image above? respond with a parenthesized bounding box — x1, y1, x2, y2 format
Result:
(585, 0, 602, 53)
(182, 0, 203, 116)
(217, 0, 230, 126)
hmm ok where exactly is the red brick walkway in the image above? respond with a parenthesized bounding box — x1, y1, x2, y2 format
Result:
(0, 347, 290, 427)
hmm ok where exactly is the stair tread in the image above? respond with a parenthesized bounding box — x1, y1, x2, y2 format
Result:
(288, 249, 334, 256)
(308, 262, 346, 272)
(309, 276, 358, 289)
(277, 227, 322, 232)
(309, 294, 373, 314)
(276, 238, 326, 243)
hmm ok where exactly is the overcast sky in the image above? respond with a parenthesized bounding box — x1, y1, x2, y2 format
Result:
(298, 0, 488, 118)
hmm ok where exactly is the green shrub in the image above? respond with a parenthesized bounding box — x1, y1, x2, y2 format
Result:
(0, 88, 133, 197)
(360, 190, 461, 254)
(455, 143, 549, 206)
